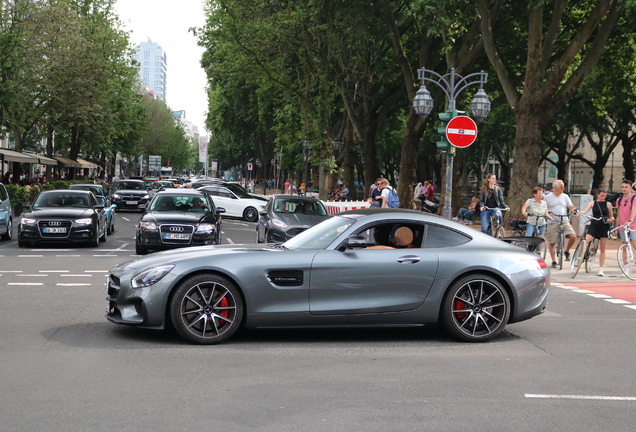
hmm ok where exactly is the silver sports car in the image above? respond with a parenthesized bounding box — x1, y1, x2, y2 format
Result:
(106, 208, 550, 344)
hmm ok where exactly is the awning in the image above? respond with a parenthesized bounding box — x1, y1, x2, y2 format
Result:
(23, 153, 58, 166)
(76, 157, 100, 169)
(53, 156, 83, 168)
(0, 148, 40, 163)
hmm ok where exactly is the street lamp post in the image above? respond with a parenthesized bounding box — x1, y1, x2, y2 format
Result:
(302, 140, 311, 194)
(412, 68, 490, 219)
(609, 152, 614, 192)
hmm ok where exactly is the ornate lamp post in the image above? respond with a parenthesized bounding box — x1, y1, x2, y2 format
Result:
(412, 68, 490, 219)
(302, 140, 311, 193)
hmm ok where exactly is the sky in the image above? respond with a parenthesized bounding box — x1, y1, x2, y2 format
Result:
(114, 0, 209, 136)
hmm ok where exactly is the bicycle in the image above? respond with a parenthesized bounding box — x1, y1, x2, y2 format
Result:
(610, 224, 636, 280)
(483, 206, 509, 239)
(523, 214, 548, 259)
(548, 212, 573, 270)
(570, 214, 602, 278)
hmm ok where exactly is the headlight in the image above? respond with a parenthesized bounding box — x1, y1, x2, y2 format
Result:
(272, 219, 288, 228)
(75, 218, 92, 225)
(112, 193, 121, 199)
(21, 217, 36, 225)
(131, 264, 175, 288)
(196, 223, 215, 233)
(140, 221, 158, 230)
(142, 194, 150, 200)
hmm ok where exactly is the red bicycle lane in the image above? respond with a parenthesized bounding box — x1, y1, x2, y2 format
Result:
(561, 282, 636, 303)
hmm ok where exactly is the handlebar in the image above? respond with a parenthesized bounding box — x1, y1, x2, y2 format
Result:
(483, 206, 509, 211)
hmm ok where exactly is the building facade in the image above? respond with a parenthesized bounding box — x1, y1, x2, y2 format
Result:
(133, 39, 167, 102)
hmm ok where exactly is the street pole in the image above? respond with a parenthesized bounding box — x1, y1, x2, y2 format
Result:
(412, 68, 490, 219)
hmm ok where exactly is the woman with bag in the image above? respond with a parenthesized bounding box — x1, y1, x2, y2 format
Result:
(580, 189, 614, 276)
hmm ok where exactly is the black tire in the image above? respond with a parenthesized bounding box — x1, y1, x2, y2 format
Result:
(556, 233, 564, 270)
(18, 237, 29, 248)
(135, 240, 148, 255)
(243, 206, 258, 222)
(108, 222, 114, 235)
(494, 226, 505, 239)
(256, 228, 262, 243)
(570, 239, 585, 278)
(1, 217, 12, 240)
(441, 274, 510, 342)
(100, 224, 107, 242)
(90, 229, 99, 247)
(585, 239, 599, 273)
(169, 273, 244, 345)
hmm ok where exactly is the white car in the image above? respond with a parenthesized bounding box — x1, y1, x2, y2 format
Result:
(198, 183, 268, 222)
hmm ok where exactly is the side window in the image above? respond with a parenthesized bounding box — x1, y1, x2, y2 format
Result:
(0, 185, 7, 201)
(206, 188, 220, 197)
(423, 224, 471, 248)
(218, 188, 233, 199)
(354, 223, 423, 249)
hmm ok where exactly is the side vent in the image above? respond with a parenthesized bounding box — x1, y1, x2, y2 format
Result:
(267, 270, 304, 287)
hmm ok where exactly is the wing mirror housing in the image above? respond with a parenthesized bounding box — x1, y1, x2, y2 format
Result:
(216, 207, 226, 213)
(338, 234, 367, 251)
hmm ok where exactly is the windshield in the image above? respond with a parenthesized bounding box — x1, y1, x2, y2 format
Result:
(114, 181, 144, 190)
(224, 183, 252, 198)
(34, 193, 91, 208)
(150, 194, 211, 212)
(273, 199, 327, 216)
(283, 216, 353, 249)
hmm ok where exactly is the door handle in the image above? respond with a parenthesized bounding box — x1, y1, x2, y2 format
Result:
(397, 255, 420, 264)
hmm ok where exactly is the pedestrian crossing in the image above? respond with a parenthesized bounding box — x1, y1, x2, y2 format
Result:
(0, 269, 109, 287)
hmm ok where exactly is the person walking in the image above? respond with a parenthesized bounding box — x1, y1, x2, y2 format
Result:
(368, 179, 382, 207)
(521, 187, 552, 236)
(616, 179, 636, 250)
(478, 173, 507, 234)
(544, 179, 579, 268)
(580, 188, 614, 276)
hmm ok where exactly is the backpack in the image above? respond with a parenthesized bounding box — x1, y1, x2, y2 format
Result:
(386, 186, 400, 208)
(617, 194, 636, 208)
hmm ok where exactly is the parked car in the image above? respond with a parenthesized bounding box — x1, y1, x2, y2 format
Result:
(106, 208, 550, 345)
(110, 179, 151, 212)
(69, 183, 106, 197)
(198, 183, 268, 222)
(0, 182, 12, 240)
(95, 195, 117, 235)
(18, 190, 107, 247)
(256, 195, 329, 243)
(134, 189, 225, 255)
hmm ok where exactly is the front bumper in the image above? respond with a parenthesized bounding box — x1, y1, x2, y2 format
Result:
(136, 227, 217, 251)
(112, 198, 148, 211)
(19, 223, 97, 244)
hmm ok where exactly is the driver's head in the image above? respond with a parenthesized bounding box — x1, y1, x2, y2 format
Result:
(394, 227, 414, 247)
(192, 197, 202, 206)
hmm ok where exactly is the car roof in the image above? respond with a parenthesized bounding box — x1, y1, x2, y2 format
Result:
(271, 195, 322, 202)
(43, 189, 93, 196)
(154, 189, 206, 196)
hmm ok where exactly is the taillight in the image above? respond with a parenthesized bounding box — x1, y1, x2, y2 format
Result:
(538, 260, 547, 269)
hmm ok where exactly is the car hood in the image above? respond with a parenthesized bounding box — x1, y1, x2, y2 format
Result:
(143, 212, 209, 224)
(248, 194, 269, 201)
(111, 243, 281, 274)
(114, 189, 148, 195)
(275, 213, 328, 227)
(24, 208, 95, 219)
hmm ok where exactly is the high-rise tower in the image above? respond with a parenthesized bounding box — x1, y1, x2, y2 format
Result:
(133, 39, 167, 102)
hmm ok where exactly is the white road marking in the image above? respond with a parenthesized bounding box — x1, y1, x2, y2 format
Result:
(571, 289, 595, 294)
(85, 270, 108, 273)
(226, 238, 234, 244)
(56, 255, 81, 257)
(604, 298, 631, 304)
(122, 217, 131, 221)
(32, 249, 71, 252)
(93, 254, 117, 257)
(625, 305, 636, 310)
(18, 255, 43, 258)
(61, 274, 92, 277)
(587, 293, 612, 298)
(8, 283, 43, 286)
(525, 394, 636, 401)
(0, 271, 23, 273)
(118, 243, 129, 250)
(17, 274, 47, 277)
(56, 283, 92, 286)
(39, 270, 69, 273)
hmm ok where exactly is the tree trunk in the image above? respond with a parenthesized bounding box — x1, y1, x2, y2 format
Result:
(397, 113, 426, 209)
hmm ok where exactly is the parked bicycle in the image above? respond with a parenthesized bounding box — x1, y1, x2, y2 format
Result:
(610, 224, 636, 280)
(483, 206, 509, 239)
(549, 213, 572, 270)
(570, 214, 603, 278)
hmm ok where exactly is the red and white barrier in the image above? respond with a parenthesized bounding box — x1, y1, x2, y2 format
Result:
(324, 201, 370, 215)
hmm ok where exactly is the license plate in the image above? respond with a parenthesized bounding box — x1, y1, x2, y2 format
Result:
(163, 233, 190, 240)
(126, 201, 138, 205)
(43, 227, 66, 234)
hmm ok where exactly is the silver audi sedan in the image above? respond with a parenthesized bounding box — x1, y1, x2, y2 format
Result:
(106, 208, 550, 344)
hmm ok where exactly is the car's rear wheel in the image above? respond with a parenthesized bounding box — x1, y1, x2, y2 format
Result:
(135, 240, 148, 255)
(243, 207, 258, 222)
(108, 222, 114, 235)
(441, 274, 510, 342)
(170, 274, 244, 345)
(1, 217, 12, 240)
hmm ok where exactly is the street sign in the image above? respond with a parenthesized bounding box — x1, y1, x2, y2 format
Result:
(446, 115, 477, 148)
(247, 163, 253, 171)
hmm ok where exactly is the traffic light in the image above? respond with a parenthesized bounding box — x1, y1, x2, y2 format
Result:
(436, 110, 457, 152)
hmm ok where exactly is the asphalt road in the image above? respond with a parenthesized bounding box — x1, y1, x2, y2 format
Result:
(0, 212, 635, 431)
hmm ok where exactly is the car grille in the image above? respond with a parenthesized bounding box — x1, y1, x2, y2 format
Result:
(119, 194, 145, 201)
(107, 275, 120, 299)
(38, 220, 72, 238)
(159, 224, 194, 244)
(287, 227, 306, 237)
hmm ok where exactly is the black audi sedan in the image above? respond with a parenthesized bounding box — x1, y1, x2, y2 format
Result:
(256, 195, 329, 243)
(111, 179, 151, 211)
(135, 189, 225, 255)
(18, 190, 107, 247)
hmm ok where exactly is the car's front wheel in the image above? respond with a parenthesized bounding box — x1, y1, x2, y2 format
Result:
(135, 240, 148, 255)
(441, 274, 510, 342)
(170, 273, 244, 345)
(243, 207, 258, 222)
(1, 217, 12, 240)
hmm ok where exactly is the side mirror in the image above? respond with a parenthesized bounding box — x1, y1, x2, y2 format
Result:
(216, 207, 226, 214)
(259, 210, 268, 216)
(338, 235, 367, 251)
(138, 204, 147, 210)
(111, 204, 117, 209)
(22, 203, 32, 210)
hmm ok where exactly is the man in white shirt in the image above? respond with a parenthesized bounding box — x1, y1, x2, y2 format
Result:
(544, 179, 579, 268)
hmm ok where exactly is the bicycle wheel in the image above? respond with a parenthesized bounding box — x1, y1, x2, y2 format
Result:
(585, 238, 599, 273)
(537, 236, 547, 260)
(618, 244, 636, 280)
(570, 239, 586, 278)
(495, 226, 505, 239)
(556, 232, 565, 270)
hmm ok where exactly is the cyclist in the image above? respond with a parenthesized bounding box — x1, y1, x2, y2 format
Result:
(616, 179, 636, 250)
(544, 179, 579, 269)
(521, 186, 552, 236)
(579, 188, 614, 276)
(478, 173, 508, 234)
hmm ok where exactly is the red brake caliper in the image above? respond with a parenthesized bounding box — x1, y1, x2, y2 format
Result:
(453, 300, 467, 320)
(218, 296, 230, 326)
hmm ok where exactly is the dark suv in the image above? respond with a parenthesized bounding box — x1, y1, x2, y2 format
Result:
(111, 179, 151, 211)
(0, 182, 12, 240)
